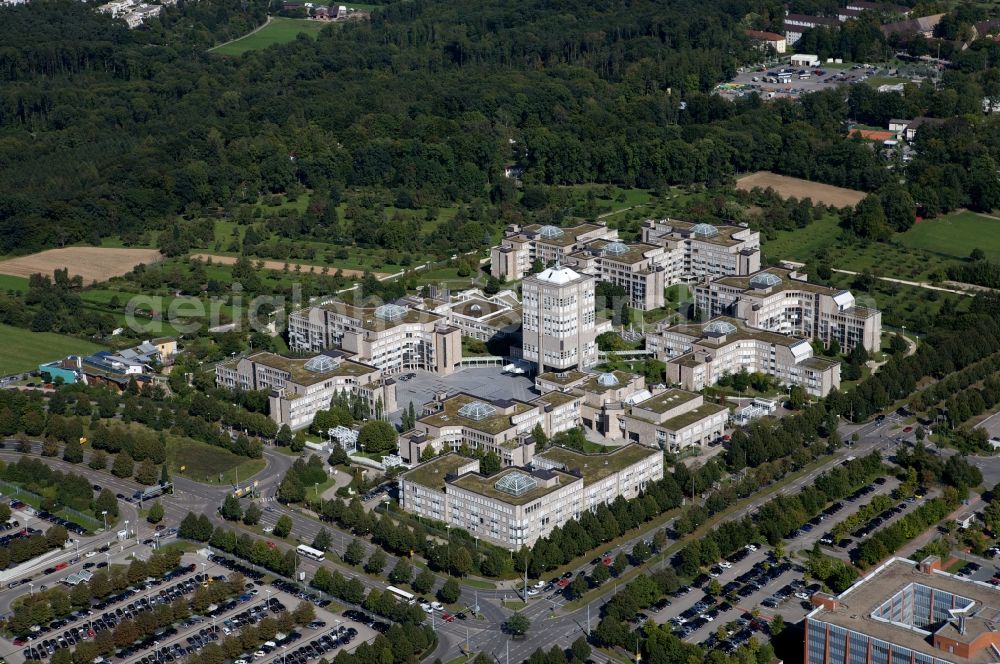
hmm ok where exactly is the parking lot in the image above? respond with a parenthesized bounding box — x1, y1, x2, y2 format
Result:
(7, 554, 375, 664)
(716, 62, 916, 102)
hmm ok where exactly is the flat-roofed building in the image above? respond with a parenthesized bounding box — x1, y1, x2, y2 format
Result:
(522, 264, 599, 372)
(695, 267, 882, 353)
(215, 351, 396, 430)
(650, 316, 841, 396)
(405, 288, 522, 343)
(287, 300, 461, 375)
(783, 14, 841, 44)
(397, 392, 541, 467)
(640, 219, 761, 283)
(534, 370, 728, 450)
(624, 388, 728, 451)
(399, 444, 662, 549)
(565, 239, 669, 310)
(490, 222, 618, 281)
(805, 556, 1000, 664)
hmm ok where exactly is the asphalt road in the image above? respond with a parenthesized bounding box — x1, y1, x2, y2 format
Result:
(3, 409, 999, 663)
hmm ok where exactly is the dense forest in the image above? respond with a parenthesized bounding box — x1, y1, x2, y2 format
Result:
(2, 0, 1000, 255)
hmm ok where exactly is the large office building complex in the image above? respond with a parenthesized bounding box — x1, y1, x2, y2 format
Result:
(564, 239, 670, 310)
(215, 351, 396, 430)
(649, 316, 841, 396)
(640, 218, 761, 283)
(399, 444, 663, 549)
(287, 300, 462, 376)
(806, 556, 1000, 664)
(695, 267, 882, 353)
(490, 219, 761, 312)
(490, 223, 618, 281)
(521, 264, 601, 372)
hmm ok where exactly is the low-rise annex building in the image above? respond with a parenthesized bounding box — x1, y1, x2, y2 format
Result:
(649, 317, 841, 397)
(215, 351, 396, 430)
(399, 444, 663, 549)
(397, 392, 542, 467)
(287, 300, 461, 375)
(535, 370, 728, 451)
(694, 267, 882, 353)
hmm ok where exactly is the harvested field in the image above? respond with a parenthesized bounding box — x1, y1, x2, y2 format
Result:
(736, 171, 866, 208)
(0, 248, 162, 283)
(190, 254, 388, 279)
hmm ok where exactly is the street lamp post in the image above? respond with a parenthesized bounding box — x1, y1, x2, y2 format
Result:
(101, 510, 108, 532)
(28, 582, 33, 595)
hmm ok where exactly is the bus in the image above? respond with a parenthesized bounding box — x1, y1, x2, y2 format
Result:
(386, 586, 416, 605)
(296, 545, 325, 562)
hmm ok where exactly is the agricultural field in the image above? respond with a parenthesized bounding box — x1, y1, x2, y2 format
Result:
(166, 436, 266, 486)
(897, 210, 1000, 261)
(0, 323, 105, 375)
(736, 171, 866, 208)
(0, 247, 162, 283)
(211, 17, 331, 56)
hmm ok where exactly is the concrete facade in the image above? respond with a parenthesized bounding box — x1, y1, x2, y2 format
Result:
(695, 267, 882, 353)
(639, 219, 761, 283)
(649, 317, 841, 397)
(521, 265, 598, 373)
(287, 301, 462, 376)
(399, 444, 663, 549)
(490, 222, 618, 282)
(215, 351, 396, 430)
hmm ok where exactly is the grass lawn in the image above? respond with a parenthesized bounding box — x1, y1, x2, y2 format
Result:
(0, 274, 29, 293)
(0, 323, 106, 375)
(764, 213, 954, 281)
(763, 213, 842, 263)
(898, 210, 1000, 261)
(212, 18, 331, 56)
(166, 436, 267, 486)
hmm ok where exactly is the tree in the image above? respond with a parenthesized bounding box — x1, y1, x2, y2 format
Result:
(344, 539, 366, 565)
(389, 558, 412, 585)
(364, 549, 386, 575)
(221, 494, 243, 522)
(292, 601, 316, 625)
(313, 528, 332, 551)
(850, 195, 891, 241)
(438, 577, 460, 604)
(531, 423, 548, 449)
(590, 563, 610, 586)
(88, 449, 108, 470)
(273, 515, 293, 538)
(243, 504, 262, 526)
(357, 421, 397, 454)
(570, 636, 591, 664)
(276, 425, 293, 448)
(63, 438, 83, 463)
(278, 472, 306, 503)
(147, 501, 164, 524)
(111, 452, 134, 478)
(770, 614, 786, 636)
(503, 613, 530, 636)
(95, 489, 118, 519)
(412, 568, 435, 594)
(480, 451, 501, 475)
